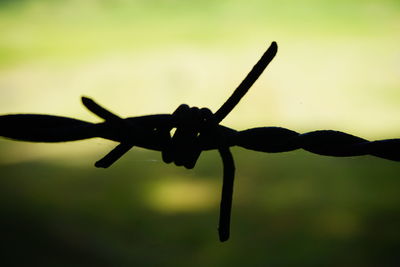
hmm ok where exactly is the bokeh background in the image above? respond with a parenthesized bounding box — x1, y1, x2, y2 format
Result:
(1, 0, 400, 266)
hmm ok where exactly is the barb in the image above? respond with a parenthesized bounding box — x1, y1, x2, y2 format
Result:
(214, 41, 278, 123)
(82, 97, 122, 122)
(95, 143, 134, 168)
(1, 41, 399, 243)
(218, 146, 235, 242)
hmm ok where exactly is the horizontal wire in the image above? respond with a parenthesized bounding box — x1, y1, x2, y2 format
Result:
(1, 40, 399, 243)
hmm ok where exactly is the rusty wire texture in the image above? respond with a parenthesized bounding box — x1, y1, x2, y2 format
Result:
(1, 41, 399, 242)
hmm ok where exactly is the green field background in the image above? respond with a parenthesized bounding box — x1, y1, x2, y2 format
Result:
(1, 1, 400, 266)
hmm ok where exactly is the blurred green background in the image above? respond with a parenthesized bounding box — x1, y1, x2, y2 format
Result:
(1, 0, 400, 266)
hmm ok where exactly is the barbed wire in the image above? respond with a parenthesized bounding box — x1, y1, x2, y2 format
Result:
(1, 41, 399, 242)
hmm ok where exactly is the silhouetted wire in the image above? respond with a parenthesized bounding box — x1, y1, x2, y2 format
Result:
(1, 41, 399, 242)
(82, 96, 122, 122)
(214, 41, 277, 123)
(213, 41, 277, 240)
(218, 146, 235, 242)
(95, 143, 134, 168)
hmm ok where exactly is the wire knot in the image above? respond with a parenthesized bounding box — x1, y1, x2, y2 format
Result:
(161, 104, 217, 169)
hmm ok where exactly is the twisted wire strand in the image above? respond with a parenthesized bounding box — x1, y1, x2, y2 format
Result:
(235, 127, 400, 161)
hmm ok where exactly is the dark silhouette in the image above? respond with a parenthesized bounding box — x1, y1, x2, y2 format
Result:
(1, 41, 399, 242)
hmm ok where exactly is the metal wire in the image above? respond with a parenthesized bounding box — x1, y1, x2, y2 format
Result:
(1, 41, 399, 242)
